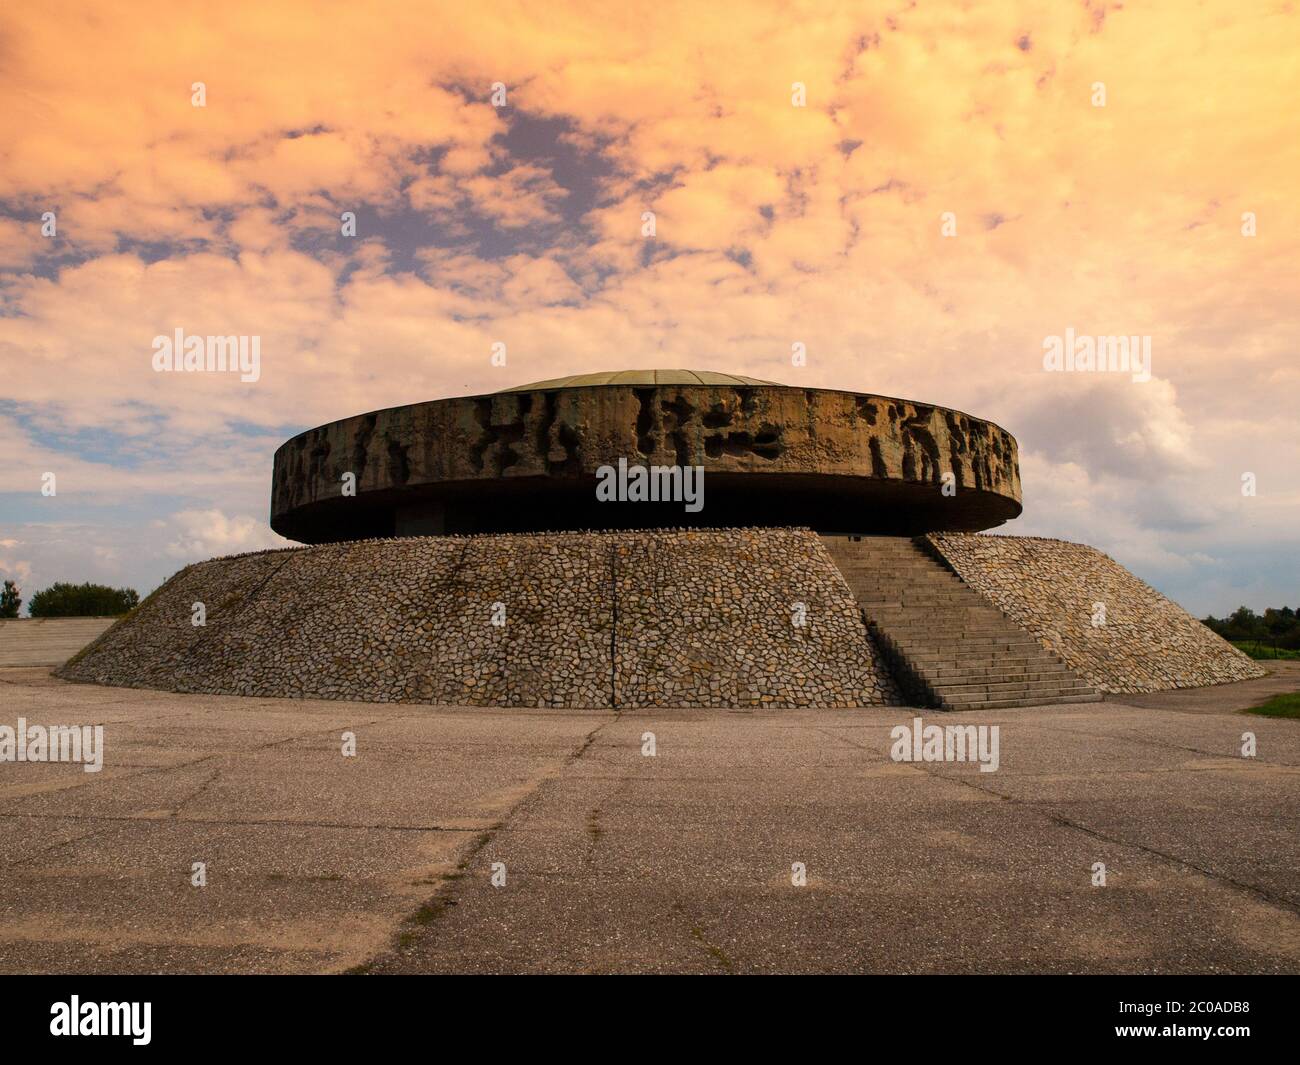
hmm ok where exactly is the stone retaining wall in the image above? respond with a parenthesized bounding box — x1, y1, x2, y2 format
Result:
(927, 533, 1266, 693)
(59, 528, 898, 708)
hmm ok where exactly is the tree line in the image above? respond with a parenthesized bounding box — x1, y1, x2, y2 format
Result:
(0, 580, 140, 619)
(1201, 606, 1300, 650)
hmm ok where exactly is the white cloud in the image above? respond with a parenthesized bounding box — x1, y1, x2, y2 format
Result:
(165, 510, 290, 561)
(0, 0, 1294, 615)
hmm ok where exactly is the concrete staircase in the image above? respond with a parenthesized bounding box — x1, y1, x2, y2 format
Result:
(0, 618, 117, 667)
(822, 536, 1101, 711)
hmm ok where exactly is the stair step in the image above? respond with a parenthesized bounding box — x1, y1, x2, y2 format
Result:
(928, 665, 1078, 681)
(943, 681, 1097, 700)
(909, 658, 1066, 673)
(836, 560, 956, 568)
(848, 581, 977, 589)
(868, 614, 1007, 623)
(884, 642, 1049, 655)
(870, 622, 1013, 632)
(879, 640, 1037, 649)
(940, 692, 1104, 710)
(822, 534, 1095, 714)
(926, 665, 1069, 681)
(0, 618, 117, 666)
(863, 601, 994, 608)
(843, 571, 964, 577)
(906, 657, 1063, 671)
(833, 562, 943, 570)
(885, 639, 1047, 654)
(842, 569, 959, 576)
(862, 601, 998, 608)
(933, 679, 1097, 696)
(846, 582, 969, 591)
(889, 634, 1048, 647)
(895, 640, 1048, 655)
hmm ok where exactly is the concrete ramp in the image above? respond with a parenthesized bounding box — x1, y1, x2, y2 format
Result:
(0, 617, 118, 667)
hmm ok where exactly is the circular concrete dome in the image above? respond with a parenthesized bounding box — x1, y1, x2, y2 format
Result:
(270, 371, 1022, 542)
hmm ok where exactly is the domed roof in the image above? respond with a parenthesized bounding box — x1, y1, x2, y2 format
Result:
(499, 369, 780, 391)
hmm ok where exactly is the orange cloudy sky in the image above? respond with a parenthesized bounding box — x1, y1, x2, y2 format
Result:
(1, 0, 1296, 614)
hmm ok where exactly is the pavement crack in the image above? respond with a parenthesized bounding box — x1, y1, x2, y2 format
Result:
(1044, 813, 1300, 917)
(1020, 718, 1297, 766)
(902, 757, 1300, 917)
(6, 823, 113, 867)
(351, 715, 617, 973)
(812, 722, 1300, 917)
(170, 767, 223, 816)
(673, 898, 735, 973)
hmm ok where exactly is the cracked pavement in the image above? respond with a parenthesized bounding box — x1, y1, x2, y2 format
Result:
(1, 664, 1298, 974)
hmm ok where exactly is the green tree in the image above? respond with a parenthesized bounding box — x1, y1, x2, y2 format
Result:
(1204, 604, 1300, 654)
(0, 580, 20, 619)
(1226, 606, 1263, 640)
(28, 582, 139, 618)
(1263, 607, 1300, 650)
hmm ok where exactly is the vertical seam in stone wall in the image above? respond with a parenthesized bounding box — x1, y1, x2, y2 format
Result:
(609, 541, 619, 710)
(420, 537, 474, 705)
(66, 530, 927, 708)
(425, 536, 476, 704)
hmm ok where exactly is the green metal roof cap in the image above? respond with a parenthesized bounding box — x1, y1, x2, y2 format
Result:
(499, 369, 781, 391)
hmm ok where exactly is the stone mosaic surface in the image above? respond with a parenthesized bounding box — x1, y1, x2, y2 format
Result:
(927, 533, 1266, 693)
(59, 529, 897, 709)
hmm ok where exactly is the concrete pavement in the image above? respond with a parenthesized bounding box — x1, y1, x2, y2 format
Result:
(1, 664, 1297, 974)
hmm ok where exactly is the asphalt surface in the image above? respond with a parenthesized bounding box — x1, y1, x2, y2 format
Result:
(1, 664, 1297, 974)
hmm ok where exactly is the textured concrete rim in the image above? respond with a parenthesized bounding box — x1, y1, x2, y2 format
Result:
(309, 373, 1020, 442)
(271, 373, 1023, 541)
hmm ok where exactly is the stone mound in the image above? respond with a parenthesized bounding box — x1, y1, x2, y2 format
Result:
(927, 534, 1266, 693)
(58, 528, 898, 709)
